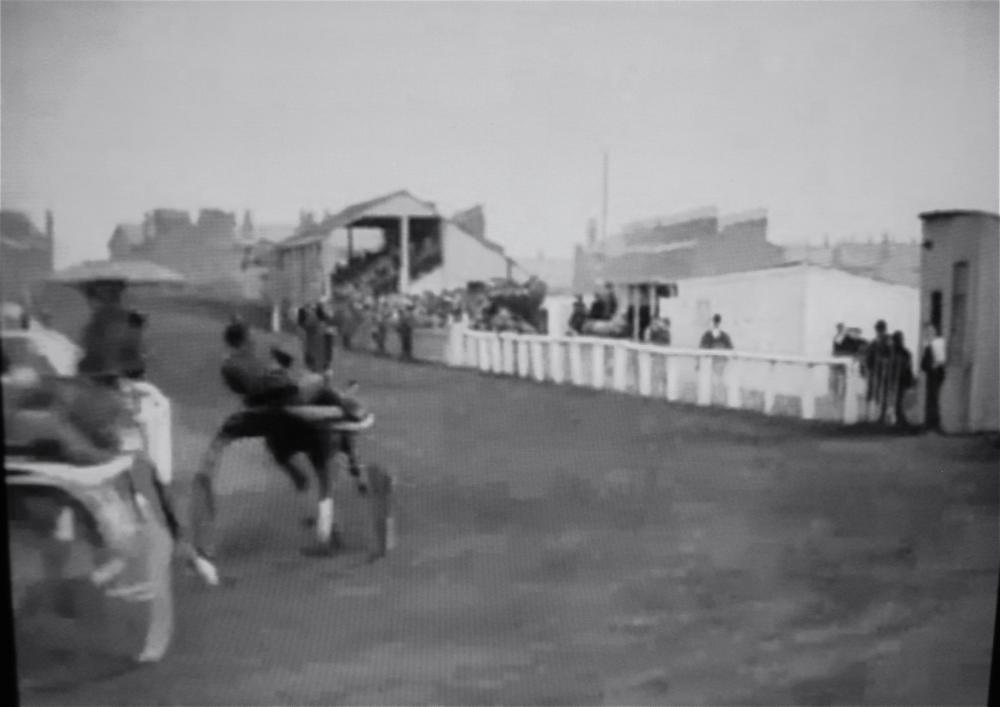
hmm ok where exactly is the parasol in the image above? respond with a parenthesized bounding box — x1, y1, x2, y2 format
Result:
(47, 260, 186, 287)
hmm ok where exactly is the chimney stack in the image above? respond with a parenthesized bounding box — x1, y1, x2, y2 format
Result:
(44, 210, 54, 241)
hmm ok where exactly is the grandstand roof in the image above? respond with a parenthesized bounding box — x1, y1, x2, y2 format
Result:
(277, 190, 439, 250)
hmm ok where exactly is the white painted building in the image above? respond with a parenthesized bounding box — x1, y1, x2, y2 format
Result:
(657, 263, 920, 358)
(919, 210, 999, 433)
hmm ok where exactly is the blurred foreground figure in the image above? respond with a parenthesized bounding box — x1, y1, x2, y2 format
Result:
(77, 280, 147, 382)
(3, 353, 129, 466)
(4, 356, 183, 666)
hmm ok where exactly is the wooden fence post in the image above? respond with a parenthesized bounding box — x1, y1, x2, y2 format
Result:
(665, 354, 680, 402)
(801, 363, 816, 420)
(490, 335, 503, 374)
(477, 337, 489, 372)
(592, 343, 606, 389)
(569, 341, 584, 386)
(843, 359, 860, 424)
(637, 348, 653, 396)
(697, 355, 712, 406)
(517, 338, 531, 378)
(501, 335, 516, 375)
(531, 339, 546, 382)
(550, 340, 564, 384)
(725, 357, 741, 409)
(613, 345, 628, 392)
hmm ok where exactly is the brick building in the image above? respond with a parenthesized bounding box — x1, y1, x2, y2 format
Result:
(109, 209, 291, 300)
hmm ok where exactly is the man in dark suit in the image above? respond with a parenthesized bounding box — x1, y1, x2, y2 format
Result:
(397, 304, 415, 360)
(865, 320, 894, 423)
(699, 314, 734, 350)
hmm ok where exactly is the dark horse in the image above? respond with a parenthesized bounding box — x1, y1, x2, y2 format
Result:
(187, 393, 389, 584)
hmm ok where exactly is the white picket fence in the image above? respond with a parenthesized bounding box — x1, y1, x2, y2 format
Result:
(446, 327, 865, 424)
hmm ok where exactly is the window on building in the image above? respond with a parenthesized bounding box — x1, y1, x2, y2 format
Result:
(950, 262, 969, 361)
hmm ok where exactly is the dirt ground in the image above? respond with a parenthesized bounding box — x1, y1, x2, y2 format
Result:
(19, 295, 1000, 706)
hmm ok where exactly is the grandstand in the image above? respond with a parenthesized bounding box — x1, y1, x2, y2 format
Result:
(272, 191, 526, 306)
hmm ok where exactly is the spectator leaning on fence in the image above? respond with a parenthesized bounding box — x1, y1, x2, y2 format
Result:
(920, 322, 946, 433)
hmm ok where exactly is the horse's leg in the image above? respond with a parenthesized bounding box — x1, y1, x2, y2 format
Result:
(366, 464, 394, 562)
(189, 432, 231, 559)
(340, 433, 368, 494)
(311, 433, 340, 550)
(186, 431, 231, 585)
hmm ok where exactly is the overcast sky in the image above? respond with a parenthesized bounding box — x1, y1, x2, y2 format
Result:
(2, 1, 997, 268)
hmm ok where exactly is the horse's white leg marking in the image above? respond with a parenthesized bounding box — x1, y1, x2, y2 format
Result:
(317, 497, 335, 544)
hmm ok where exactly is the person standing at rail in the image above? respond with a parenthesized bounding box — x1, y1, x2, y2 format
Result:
(699, 314, 734, 351)
(296, 304, 326, 374)
(314, 301, 336, 374)
(865, 319, 894, 424)
(891, 330, 916, 429)
(920, 322, 947, 433)
(397, 303, 415, 360)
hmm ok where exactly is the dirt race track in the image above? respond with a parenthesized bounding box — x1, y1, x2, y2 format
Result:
(19, 294, 1000, 706)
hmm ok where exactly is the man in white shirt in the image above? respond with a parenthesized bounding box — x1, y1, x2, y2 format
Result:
(920, 322, 947, 432)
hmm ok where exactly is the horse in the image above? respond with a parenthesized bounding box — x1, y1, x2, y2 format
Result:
(186, 403, 391, 586)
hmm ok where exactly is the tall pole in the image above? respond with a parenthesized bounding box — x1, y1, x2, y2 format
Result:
(601, 150, 609, 241)
(399, 216, 410, 294)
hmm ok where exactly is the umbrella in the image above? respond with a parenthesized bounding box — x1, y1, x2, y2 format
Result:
(47, 260, 186, 287)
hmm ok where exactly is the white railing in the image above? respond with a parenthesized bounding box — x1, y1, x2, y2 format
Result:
(447, 326, 865, 424)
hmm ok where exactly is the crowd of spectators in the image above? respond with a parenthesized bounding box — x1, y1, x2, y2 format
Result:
(286, 276, 549, 363)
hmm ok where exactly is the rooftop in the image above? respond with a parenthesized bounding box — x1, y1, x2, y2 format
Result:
(278, 190, 438, 250)
(919, 209, 1000, 222)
